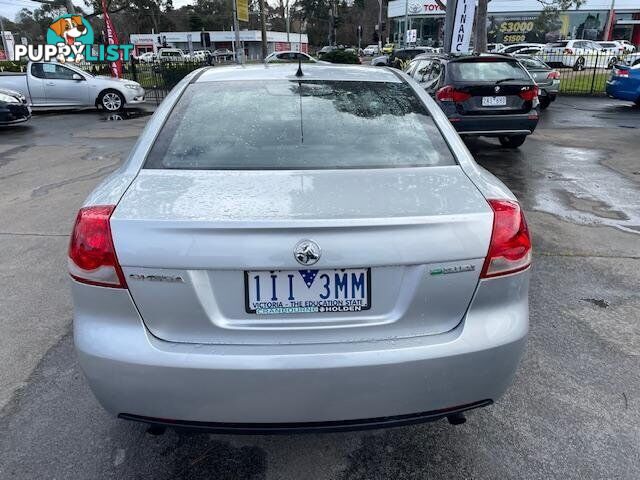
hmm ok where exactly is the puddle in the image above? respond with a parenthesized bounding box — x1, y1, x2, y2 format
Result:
(474, 143, 640, 234)
(102, 109, 152, 122)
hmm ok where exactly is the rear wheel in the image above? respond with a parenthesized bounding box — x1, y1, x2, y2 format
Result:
(573, 56, 585, 71)
(607, 57, 618, 69)
(499, 135, 527, 148)
(539, 96, 551, 110)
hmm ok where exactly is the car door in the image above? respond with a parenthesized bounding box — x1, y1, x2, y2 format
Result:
(42, 63, 90, 107)
(27, 63, 48, 106)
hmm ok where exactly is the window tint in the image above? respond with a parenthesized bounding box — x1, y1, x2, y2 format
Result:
(548, 41, 568, 47)
(145, 80, 455, 170)
(449, 60, 529, 82)
(31, 63, 45, 79)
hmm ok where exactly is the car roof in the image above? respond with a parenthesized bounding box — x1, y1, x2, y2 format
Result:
(195, 64, 402, 83)
(272, 50, 308, 54)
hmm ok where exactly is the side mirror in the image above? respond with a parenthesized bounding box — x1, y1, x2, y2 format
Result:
(72, 73, 84, 81)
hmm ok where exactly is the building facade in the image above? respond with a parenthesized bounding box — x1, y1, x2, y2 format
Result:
(130, 31, 309, 60)
(387, 0, 640, 47)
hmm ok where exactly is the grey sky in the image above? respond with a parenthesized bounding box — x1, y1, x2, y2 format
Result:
(1, 0, 196, 22)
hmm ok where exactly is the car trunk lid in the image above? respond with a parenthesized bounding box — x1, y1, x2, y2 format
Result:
(110, 167, 492, 345)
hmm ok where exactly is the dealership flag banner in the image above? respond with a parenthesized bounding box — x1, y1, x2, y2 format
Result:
(236, 0, 249, 23)
(102, 0, 122, 78)
(450, 0, 476, 54)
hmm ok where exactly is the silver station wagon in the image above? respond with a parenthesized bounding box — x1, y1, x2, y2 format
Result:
(69, 64, 531, 433)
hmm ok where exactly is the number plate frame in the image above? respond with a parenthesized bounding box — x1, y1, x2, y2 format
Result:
(243, 268, 372, 315)
(482, 95, 507, 107)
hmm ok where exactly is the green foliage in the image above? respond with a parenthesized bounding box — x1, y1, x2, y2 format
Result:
(0, 61, 28, 73)
(320, 49, 360, 64)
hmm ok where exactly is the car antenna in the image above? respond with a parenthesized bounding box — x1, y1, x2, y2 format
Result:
(295, 56, 304, 77)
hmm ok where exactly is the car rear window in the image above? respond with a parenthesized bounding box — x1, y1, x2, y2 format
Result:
(517, 57, 548, 69)
(144, 80, 455, 170)
(547, 42, 568, 47)
(448, 60, 530, 82)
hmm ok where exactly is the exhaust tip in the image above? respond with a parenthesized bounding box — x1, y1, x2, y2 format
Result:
(146, 425, 167, 436)
(447, 413, 466, 425)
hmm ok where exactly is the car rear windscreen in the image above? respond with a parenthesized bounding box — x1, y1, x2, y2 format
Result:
(448, 60, 530, 82)
(144, 80, 455, 170)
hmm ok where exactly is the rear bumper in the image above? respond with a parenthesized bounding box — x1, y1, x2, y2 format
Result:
(606, 80, 639, 102)
(451, 112, 539, 137)
(73, 270, 529, 427)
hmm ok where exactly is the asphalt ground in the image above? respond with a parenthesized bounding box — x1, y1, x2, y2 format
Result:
(0, 97, 638, 479)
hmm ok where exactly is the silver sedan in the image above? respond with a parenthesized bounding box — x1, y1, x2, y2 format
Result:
(69, 63, 531, 433)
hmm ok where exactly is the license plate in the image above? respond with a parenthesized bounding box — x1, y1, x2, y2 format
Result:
(482, 96, 507, 106)
(245, 268, 371, 315)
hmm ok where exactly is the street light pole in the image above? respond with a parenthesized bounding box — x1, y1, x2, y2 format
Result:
(377, 0, 383, 51)
(403, 0, 408, 47)
(232, 0, 242, 63)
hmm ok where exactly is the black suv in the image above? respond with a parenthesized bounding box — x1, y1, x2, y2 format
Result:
(412, 54, 539, 148)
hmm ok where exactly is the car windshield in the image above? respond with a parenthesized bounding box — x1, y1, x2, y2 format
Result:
(449, 60, 530, 82)
(144, 80, 455, 170)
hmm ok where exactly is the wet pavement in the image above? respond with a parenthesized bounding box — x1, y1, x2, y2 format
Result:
(0, 98, 638, 479)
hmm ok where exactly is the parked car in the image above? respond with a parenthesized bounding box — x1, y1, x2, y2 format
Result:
(265, 51, 316, 63)
(499, 43, 546, 55)
(599, 40, 636, 54)
(362, 44, 380, 56)
(189, 50, 212, 61)
(70, 63, 530, 433)
(317, 46, 337, 59)
(415, 54, 539, 147)
(157, 48, 186, 62)
(0, 87, 31, 126)
(137, 52, 157, 63)
(487, 43, 505, 53)
(542, 40, 617, 70)
(212, 48, 234, 60)
(382, 43, 395, 54)
(515, 55, 560, 109)
(0, 61, 145, 111)
(372, 47, 436, 68)
(606, 63, 640, 105)
(623, 52, 640, 66)
(617, 39, 637, 53)
(404, 52, 444, 82)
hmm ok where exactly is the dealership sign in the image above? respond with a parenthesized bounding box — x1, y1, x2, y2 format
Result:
(450, 0, 476, 53)
(388, 0, 446, 18)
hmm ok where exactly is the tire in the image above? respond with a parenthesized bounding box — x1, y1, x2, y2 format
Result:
(99, 90, 125, 112)
(499, 135, 527, 148)
(539, 96, 551, 110)
(607, 57, 618, 69)
(573, 56, 585, 71)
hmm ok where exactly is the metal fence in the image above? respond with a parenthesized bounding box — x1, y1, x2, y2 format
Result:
(531, 51, 638, 96)
(85, 59, 213, 104)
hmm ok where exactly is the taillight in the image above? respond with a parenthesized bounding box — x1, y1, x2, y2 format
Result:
(68, 205, 126, 288)
(480, 200, 532, 279)
(563, 48, 574, 54)
(613, 67, 629, 78)
(546, 71, 560, 80)
(436, 85, 471, 103)
(518, 85, 539, 102)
